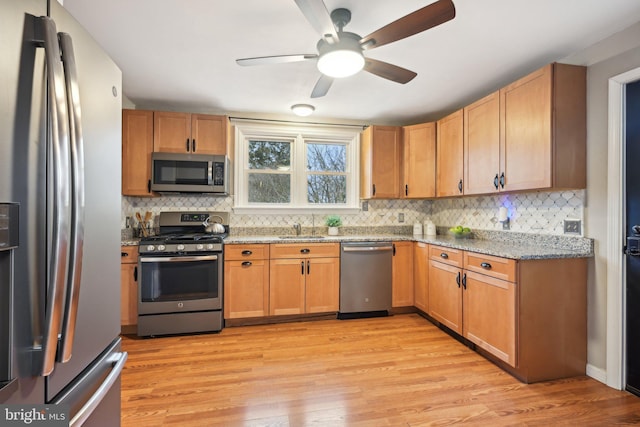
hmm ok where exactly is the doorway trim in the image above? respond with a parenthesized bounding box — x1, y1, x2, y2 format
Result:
(607, 66, 640, 389)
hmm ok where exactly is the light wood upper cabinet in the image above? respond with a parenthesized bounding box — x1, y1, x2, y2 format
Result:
(392, 241, 414, 307)
(500, 63, 586, 192)
(360, 125, 401, 199)
(402, 122, 436, 198)
(464, 91, 501, 195)
(122, 109, 155, 196)
(413, 242, 429, 313)
(436, 110, 464, 197)
(154, 111, 228, 155)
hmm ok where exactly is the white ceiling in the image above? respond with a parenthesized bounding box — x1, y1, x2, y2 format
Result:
(63, 0, 640, 125)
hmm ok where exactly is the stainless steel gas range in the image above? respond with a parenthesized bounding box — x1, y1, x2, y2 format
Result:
(136, 211, 229, 336)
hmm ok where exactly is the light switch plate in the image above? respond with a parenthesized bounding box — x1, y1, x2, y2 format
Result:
(398, 213, 405, 223)
(564, 219, 582, 235)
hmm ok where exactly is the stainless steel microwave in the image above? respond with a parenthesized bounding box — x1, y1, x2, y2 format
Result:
(151, 152, 229, 194)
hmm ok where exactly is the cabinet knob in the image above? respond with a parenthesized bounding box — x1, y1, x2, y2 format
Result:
(241, 250, 253, 256)
(456, 271, 461, 287)
(121, 252, 128, 257)
(493, 174, 499, 190)
(480, 262, 492, 269)
(192, 139, 196, 152)
(241, 261, 252, 267)
(458, 179, 463, 193)
(500, 173, 505, 189)
(186, 138, 190, 152)
(300, 248, 310, 254)
(440, 252, 449, 259)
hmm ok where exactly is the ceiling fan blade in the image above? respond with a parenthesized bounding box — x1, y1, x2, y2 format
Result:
(360, 0, 455, 50)
(236, 54, 318, 66)
(294, 0, 339, 44)
(363, 58, 417, 84)
(311, 74, 334, 98)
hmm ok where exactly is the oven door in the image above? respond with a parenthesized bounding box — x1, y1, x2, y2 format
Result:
(138, 253, 222, 315)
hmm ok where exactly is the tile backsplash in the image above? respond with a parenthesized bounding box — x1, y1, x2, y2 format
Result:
(122, 190, 584, 236)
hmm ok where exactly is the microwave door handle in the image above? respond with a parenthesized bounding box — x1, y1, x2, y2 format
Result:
(39, 16, 72, 377)
(208, 160, 213, 185)
(58, 32, 85, 364)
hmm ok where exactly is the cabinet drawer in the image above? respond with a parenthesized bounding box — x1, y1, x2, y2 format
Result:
(429, 245, 462, 267)
(464, 252, 516, 282)
(225, 244, 270, 261)
(270, 242, 339, 259)
(121, 246, 138, 264)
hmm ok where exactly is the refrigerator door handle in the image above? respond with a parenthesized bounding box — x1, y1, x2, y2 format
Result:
(69, 351, 128, 427)
(57, 32, 85, 364)
(38, 16, 72, 377)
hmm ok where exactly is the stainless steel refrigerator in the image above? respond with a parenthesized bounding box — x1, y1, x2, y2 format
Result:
(0, 0, 126, 425)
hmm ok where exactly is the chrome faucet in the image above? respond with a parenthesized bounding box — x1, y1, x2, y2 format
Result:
(293, 223, 301, 236)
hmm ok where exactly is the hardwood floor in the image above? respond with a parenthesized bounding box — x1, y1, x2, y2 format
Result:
(121, 314, 640, 426)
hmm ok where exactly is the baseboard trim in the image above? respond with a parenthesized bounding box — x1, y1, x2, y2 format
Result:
(586, 363, 608, 385)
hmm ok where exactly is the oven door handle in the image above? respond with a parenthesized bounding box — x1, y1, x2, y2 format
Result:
(140, 255, 219, 263)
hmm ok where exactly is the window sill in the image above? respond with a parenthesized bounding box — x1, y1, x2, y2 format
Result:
(232, 206, 361, 215)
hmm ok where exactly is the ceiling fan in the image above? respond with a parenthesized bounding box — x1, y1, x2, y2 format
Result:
(236, 0, 456, 98)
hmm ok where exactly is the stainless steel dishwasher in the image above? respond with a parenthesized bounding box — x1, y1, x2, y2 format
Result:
(339, 241, 393, 319)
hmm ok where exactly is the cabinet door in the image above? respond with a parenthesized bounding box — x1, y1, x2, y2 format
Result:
(428, 260, 462, 333)
(463, 271, 516, 366)
(360, 126, 401, 198)
(224, 260, 270, 319)
(500, 64, 552, 191)
(436, 110, 464, 197)
(122, 109, 154, 196)
(403, 122, 436, 198)
(392, 241, 414, 307)
(305, 257, 340, 313)
(269, 258, 305, 315)
(464, 92, 500, 195)
(120, 247, 138, 327)
(413, 242, 429, 312)
(153, 111, 191, 153)
(191, 114, 227, 155)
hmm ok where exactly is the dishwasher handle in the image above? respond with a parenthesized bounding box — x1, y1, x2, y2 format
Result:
(342, 245, 393, 252)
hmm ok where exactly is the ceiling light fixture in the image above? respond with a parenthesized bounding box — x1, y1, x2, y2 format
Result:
(316, 32, 365, 78)
(291, 104, 315, 116)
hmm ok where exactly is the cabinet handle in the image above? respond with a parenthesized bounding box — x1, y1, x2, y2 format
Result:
(440, 252, 449, 259)
(393, 243, 396, 256)
(493, 174, 499, 190)
(462, 273, 467, 290)
(241, 261, 252, 267)
(301, 261, 304, 275)
(300, 248, 310, 254)
(147, 179, 151, 193)
(405, 184, 408, 196)
(241, 250, 253, 256)
(307, 260, 310, 275)
(121, 252, 128, 257)
(458, 179, 463, 193)
(480, 262, 492, 269)
(456, 271, 461, 288)
(186, 138, 190, 152)
(372, 184, 376, 196)
(500, 172, 505, 188)
(192, 139, 196, 152)
(133, 266, 137, 282)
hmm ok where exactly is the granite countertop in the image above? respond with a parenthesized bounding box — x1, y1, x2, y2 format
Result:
(123, 231, 593, 260)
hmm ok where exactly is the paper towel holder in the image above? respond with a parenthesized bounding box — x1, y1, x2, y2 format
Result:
(498, 206, 510, 230)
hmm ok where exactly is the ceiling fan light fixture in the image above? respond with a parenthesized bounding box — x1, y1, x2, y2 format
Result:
(291, 103, 315, 116)
(317, 49, 364, 78)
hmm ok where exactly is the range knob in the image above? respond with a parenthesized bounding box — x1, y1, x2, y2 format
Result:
(177, 244, 185, 251)
(207, 243, 215, 250)
(196, 244, 204, 250)
(146, 245, 155, 252)
(157, 244, 166, 251)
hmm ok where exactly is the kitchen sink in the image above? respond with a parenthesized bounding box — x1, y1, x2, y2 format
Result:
(278, 235, 325, 239)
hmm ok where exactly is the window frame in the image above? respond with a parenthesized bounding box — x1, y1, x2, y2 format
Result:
(233, 120, 361, 214)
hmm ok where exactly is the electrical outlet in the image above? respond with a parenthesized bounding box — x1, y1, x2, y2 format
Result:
(564, 219, 582, 235)
(398, 213, 405, 223)
(362, 201, 368, 211)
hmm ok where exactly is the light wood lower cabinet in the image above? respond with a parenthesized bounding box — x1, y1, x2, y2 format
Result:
(392, 241, 414, 307)
(413, 242, 429, 312)
(428, 259, 463, 334)
(120, 246, 138, 327)
(269, 243, 340, 316)
(224, 244, 270, 319)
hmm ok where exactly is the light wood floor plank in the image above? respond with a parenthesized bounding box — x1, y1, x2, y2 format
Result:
(121, 314, 640, 426)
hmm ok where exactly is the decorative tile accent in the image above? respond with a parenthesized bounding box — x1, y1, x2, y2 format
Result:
(122, 190, 585, 237)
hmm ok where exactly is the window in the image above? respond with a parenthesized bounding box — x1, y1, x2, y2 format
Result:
(233, 120, 360, 212)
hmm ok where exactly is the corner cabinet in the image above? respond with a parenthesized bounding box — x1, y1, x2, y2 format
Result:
(154, 111, 228, 155)
(120, 246, 138, 329)
(500, 63, 586, 192)
(122, 109, 155, 196)
(402, 122, 436, 198)
(436, 110, 464, 197)
(360, 126, 401, 199)
(224, 244, 270, 319)
(269, 243, 340, 315)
